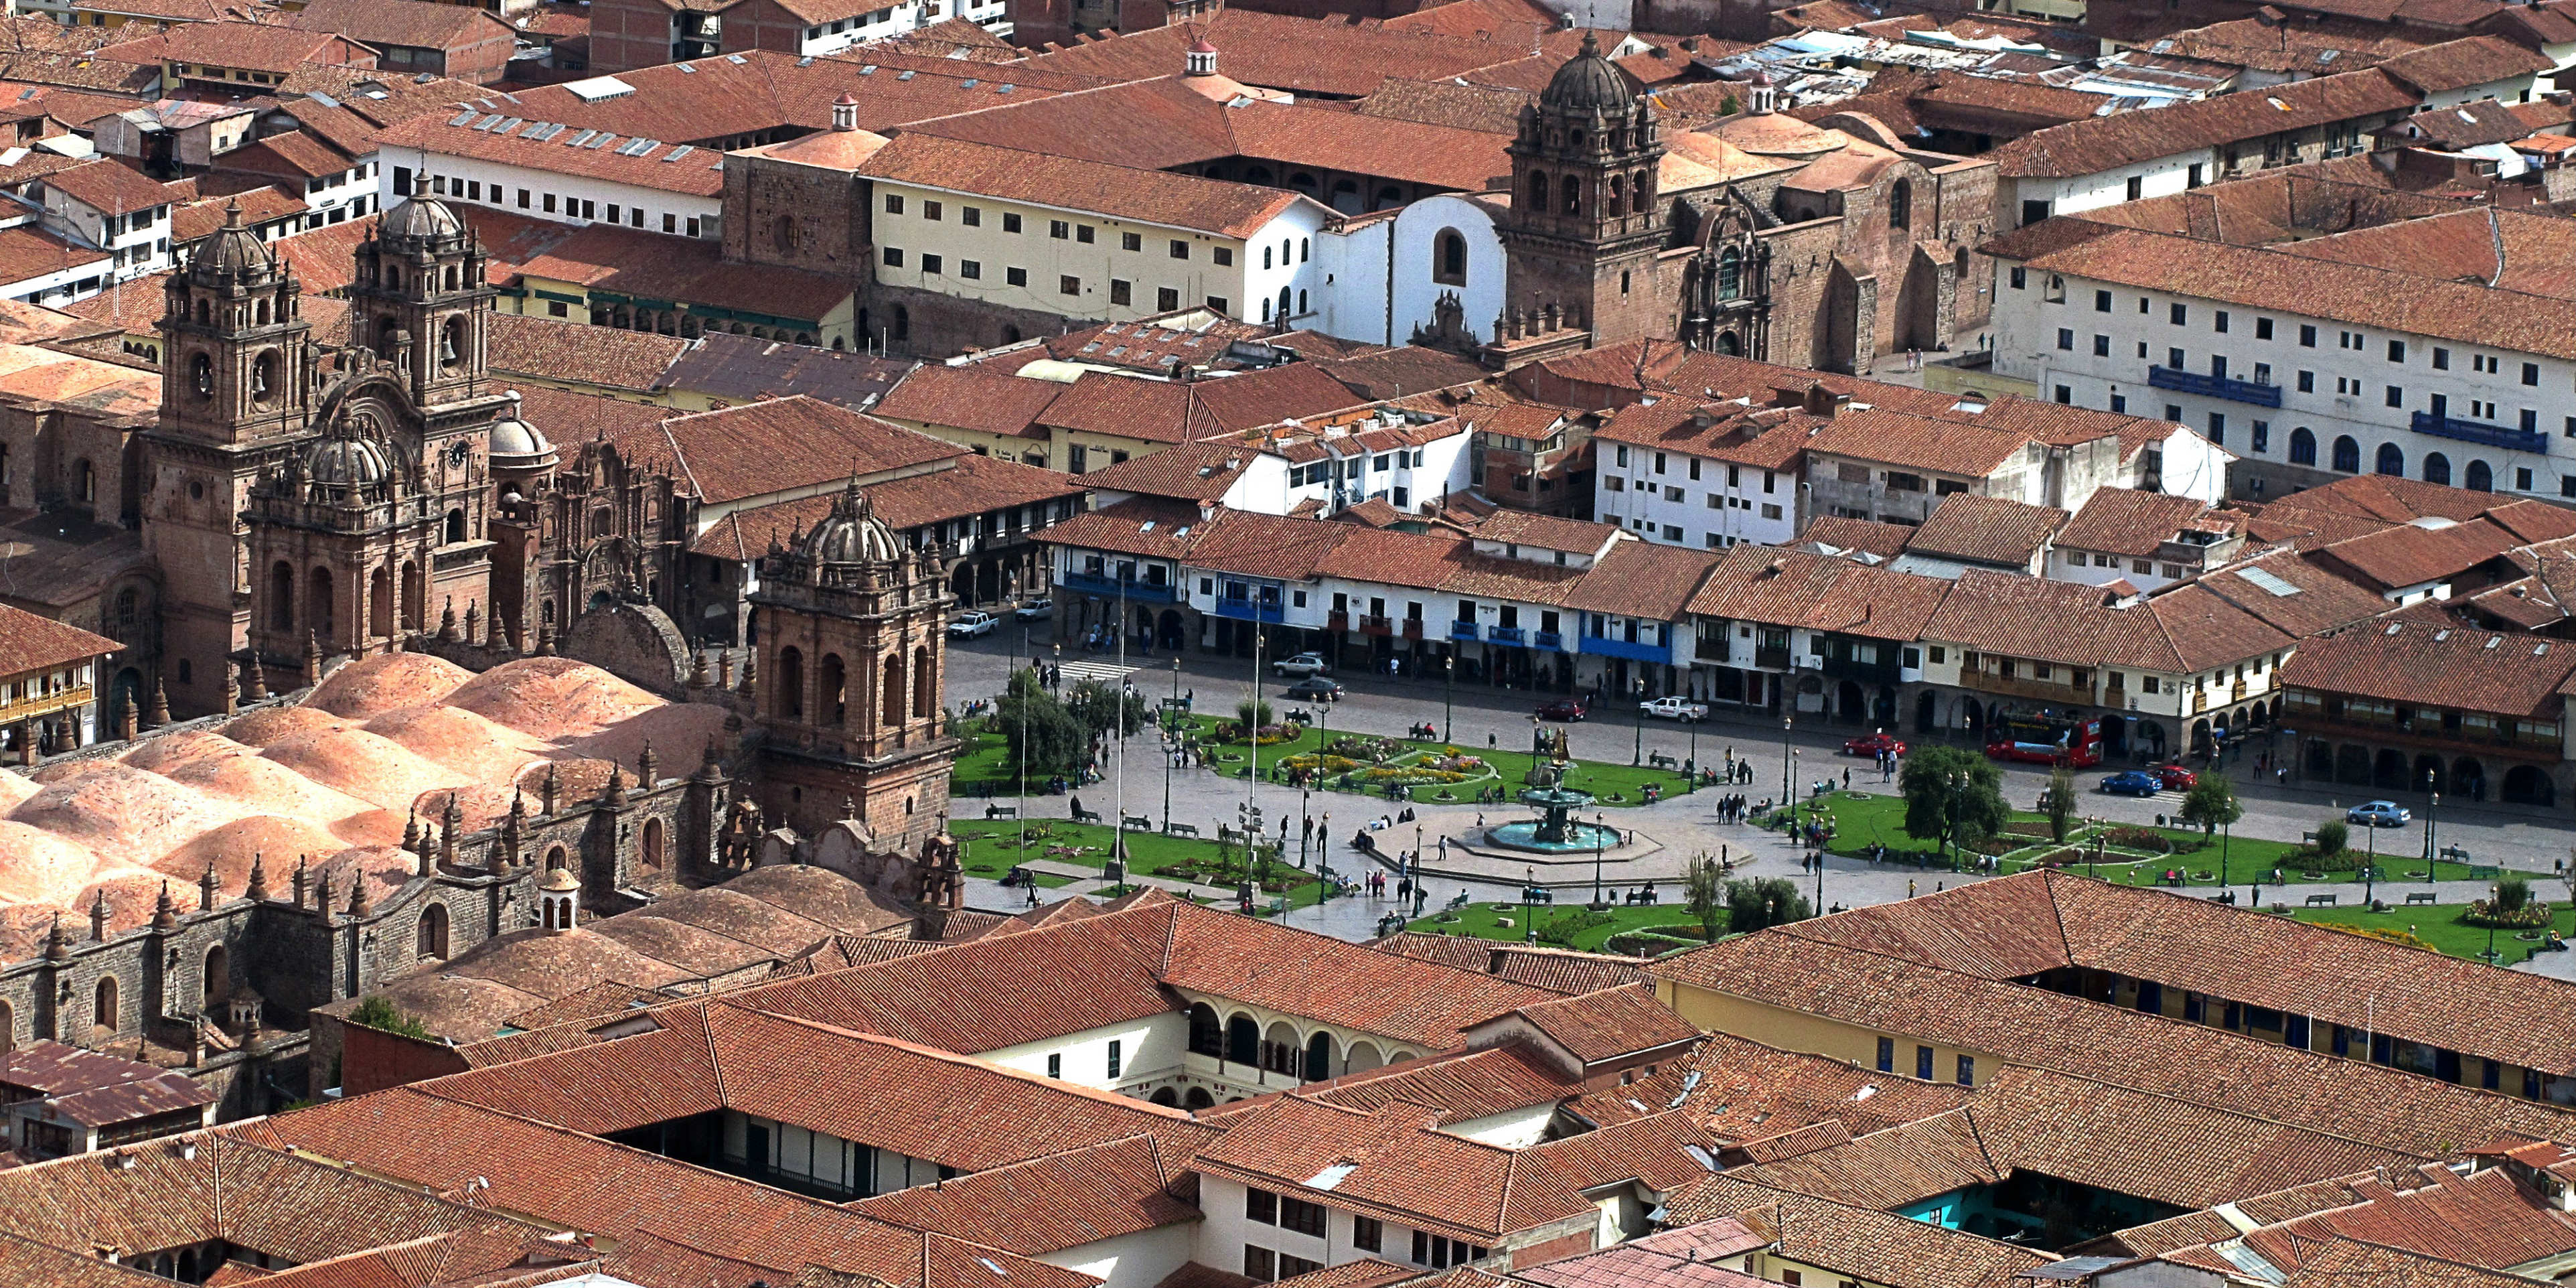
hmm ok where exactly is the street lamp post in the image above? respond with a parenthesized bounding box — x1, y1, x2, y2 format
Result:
(2425, 779, 2441, 889)
(1164, 656, 1181, 830)
(2364, 820, 2376, 908)
(1592, 811, 1608, 910)
(1247, 630, 1264, 876)
(1781, 716, 1794, 819)
(2219, 814, 2230, 893)
(1687, 713, 1699, 791)
(1442, 654, 1455, 744)
(1111, 581, 1130, 893)
(1633, 677, 1646, 766)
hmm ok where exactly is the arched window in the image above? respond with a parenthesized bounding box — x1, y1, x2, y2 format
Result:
(250, 350, 276, 400)
(194, 299, 209, 325)
(112, 587, 137, 637)
(441, 316, 467, 369)
(1434, 229, 1466, 285)
(1889, 179, 1912, 230)
(2423, 452, 2451, 486)
(2289, 427, 2316, 466)
(416, 904, 449, 960)
(369, 565, 392, 638)
(777, 646, 804, 720)
(1187, 1002, 1222, 1056)
(1300, 238, 1309, 263)
(443, 507, 466, 545)
(1563, 178, 1582, 217)
(641, 816, 665, 868)
(1297, 289, 1307, 314)
(2466, 459, 2494, 492)
(1225, 1013, 1259, 1066)
(376, 316, 400, 359)
(1304, 1030, 1336, 1082)
(203, 944, 229, 1007)
(2330, 435, 2360, 473)
(1527, 171, 1548, 211)
(773, 214, 798, 253)
(1718, 247, 1742, 301)
(270, 561, 294, 631)
(93, 976, 117, 1031)
(401, 560, 423, 631)
(1717, 331, 1743, 355)
(1607, 173, 1624, 216)
(309, 565, 335, 638)
(1276, 285, 1291, 321)
(820, 653, 846, 725)
(255, 297, 270, 326)
(912, 644, 933, 719)
(2374, 441, 2404, 477)
(882, 652, 905, 725)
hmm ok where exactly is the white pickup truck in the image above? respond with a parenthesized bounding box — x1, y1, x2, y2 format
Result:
(1638, 695, 1710, 723)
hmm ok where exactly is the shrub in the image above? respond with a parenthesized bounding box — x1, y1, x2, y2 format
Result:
(2498, 874, 2533, 913)
(2099, 826, 2174, 853)
(2314, 820, 2348, 857)
(348, 995, 432, 1040)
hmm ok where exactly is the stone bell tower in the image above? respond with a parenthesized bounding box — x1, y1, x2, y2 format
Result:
(748, 479, 958, 849)
(1497, 32, 1672, 350)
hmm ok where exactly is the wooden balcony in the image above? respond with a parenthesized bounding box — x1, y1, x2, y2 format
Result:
(1957, 668, 2093, 705)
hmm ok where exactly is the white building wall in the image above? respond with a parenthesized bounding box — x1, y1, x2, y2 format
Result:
(1595, 439, 1797, 551)
(1043, 1227, 1198, 1288)
(1389, 194, 1505, 350)
(2006, 151, 2210, 227)
(1992, 261, 2574, 500)
(975, 1013, 1189, 1091)
(379, 143, 721, 239)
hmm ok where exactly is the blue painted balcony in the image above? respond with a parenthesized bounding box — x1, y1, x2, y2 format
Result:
(1581, 633, 1671, 665)
(1533, 630, 1564, 651)
(1489, 625, 1526, 646)
(1448, 620, 1479, 641)
(1215, 597, 1284, 624)
(2148, 366, 2281, 409)
(2411, 412, 2547, 454)
(1060, 571, 1175, 603)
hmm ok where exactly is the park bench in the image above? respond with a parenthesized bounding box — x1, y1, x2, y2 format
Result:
(1446, 889, 1470, 910)
(1164, 821, 1199, 837)
(1648, 752, 1678, 770)
(984, 804, 1017, 820)
(1217, 825, 1247, 845)
(1122, 813, 1152, 831)
(2440, 845, 2472, 863)
(2304, 893, 2337, 907)
(1072, 806, 1103, 824)
(2406, 891, 2438, 906)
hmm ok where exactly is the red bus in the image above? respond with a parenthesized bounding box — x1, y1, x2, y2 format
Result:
(1985, 713, 2104, 768)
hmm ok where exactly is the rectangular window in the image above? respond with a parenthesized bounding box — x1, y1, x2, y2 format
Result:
(1006, 266, 1028, 287)
(1076, 224, 1094, 243)
(1045, 1053, 1061, 1078)
(1243, 1247, 1275, 1283)
(2110, 394, 2127, 413)
(2297, 370, 2314, 393)
(922, 199, 941, 221)
(2433, 346, 2450, 370)
(962, 206, 980, 226)
(885, 194, 903, 214)
(2094, 289, 2111, 312)
(2093, 334, 2110, 357)
(1049, 219, 1069, 239)
(2256, 317, 2273, 340)
(2214, 310, 2228, 334)
(2056, 328, 2074, 352)
(1119, 231, 1140, 251)
(959, 260, 980, 280)
(1353, 1216, 1383, 1252)
(1915, 1045, 1933, 1080)
(1002, 212, 1021, 233)
(2010, 267, 2026, 289)
(1106, 1040, 1121, 1079)
(1280, 1197, 1327, 1238)
(1957, 1054, 1975, 1086)
(542, 193, 558, 214)
(1110, 279, 1130, 305)
(2387, 339, 2406, 363)
(1158, 287, 1179, 311)
(1280, 1255, 1321, 1279)
(2299, 324, 2317, 348)
(1246, 1189, 1278, 1224)
(1414, 1232, 1430, 1265)
(920, 253, 941, 275)
(1876, 1036, 1894, 1072)
(2169, 303, 2186, 326)
(1169, 238, 1189, 259)
(2520, 467, 2535, 492)
(2207, 413, 2224, 445)
(2251, 421, 2269, 454)
(1060, 275, 1081, 296)
(2055, 386, 2072, 405)
(2526, 362, 2543, 386)
(1213, 247, 1233, 266)
(1207, 295, 1229, 313)
(2386, 386, 2404, 408)
(2168, 348, 2185, 370)
(882, 247, 903, 267)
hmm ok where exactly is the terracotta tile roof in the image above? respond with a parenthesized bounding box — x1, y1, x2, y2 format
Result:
(1498, 983, 1700, 1066)
(1352, 76, 1531, 134)
(1686, 544, 1954, 642)
(1036, 364, 1365, 443)
(1487, 946, 1649, 993)
(1190, 1098, 1594, 1242)
(2314, 516, 2522, 591)
(2196, 549, 2393, 637)
(170, 187, 305, 243)
(1922, 567, 2192, 670)
(851, 1134, 1205, 1255)
(1557, 537, 1720, 621)
(875, 362, 1061, 439)
(1162, 899, 1560, 1048)
(1902, 494, 2066, 567)
(1795, 515, 1914, 559)
(1666, 1176, 2057, 1288)
(285, 0, 515, 52)
(1077, 438, 1264, 504)
(1021, 11, 1535, 99)
(1803, 408, 2030, 478)
(859, 131, 1309, 239)
(2281, 616, 2574, 717)
(1594, 399, 1816, 471)
(486, 311, 687, 390)
(1260, 1042, 1586, 1123)
(0, 601, 117, 675)
(1470, 510, 1618, 555)
(42, 159, 175, 220)
(1268, 1260, 1424, 1288)
(1224, 102, 1510, 193)
(378, 111, 728, 198)
(1990, 66, 2421, 178)
(459, 205, 854, 326)
(2375, 34, 2551, 92)
(1316, 347, 1491, 401)
(236, 1090, 1083, 1287)
(690, 453, 1081, 560)
(2056, 487, 2221, 557)
(271, 210, 379, 293)
(2143, 580, 2297, 672)
(660, 332, 912, 409)
(96, 22, 376, 76)
(641, 395, 958, 506)
(214, 131, 354, 185)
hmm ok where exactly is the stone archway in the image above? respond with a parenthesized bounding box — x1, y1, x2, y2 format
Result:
(559, 600, 691, 695)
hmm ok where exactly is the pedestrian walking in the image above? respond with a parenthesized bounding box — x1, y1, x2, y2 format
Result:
(1908, 879, 1916, 899)
(1841, 767, 1851, 789)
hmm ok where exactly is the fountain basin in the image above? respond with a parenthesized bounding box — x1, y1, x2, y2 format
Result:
(1484, 820, 1625, 854)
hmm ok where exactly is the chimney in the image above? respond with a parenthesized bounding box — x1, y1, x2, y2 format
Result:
(1802, 385, 1849, 417)
(831, 92, 860, 132)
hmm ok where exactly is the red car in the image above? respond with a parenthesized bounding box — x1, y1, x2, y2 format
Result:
(1843, 733, 1907, 758)
(2151, 764, 2198, 790)
(1535, 698, 1588, 722)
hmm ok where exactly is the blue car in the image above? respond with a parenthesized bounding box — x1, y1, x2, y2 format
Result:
(2100, 771, 2162, 796)
(2347, 800, 2413, 828)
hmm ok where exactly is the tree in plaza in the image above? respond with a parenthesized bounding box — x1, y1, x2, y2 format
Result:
(1725, 876, 1811, 932)
(2038, 766, 2080, 845)
(1684, 851, 1728, 942)
(998, 667, 1086, 778)
(2178, 773, 2242, 841)
(2313, 820, 2348, 857)
(1898, 745, 2008, 855)
(1066, 678, 1147, 740)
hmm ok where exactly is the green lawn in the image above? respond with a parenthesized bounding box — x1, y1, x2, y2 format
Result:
(1174, 715, 1694, 808)
(949, 818, 1340, 912)
(1778, 790, 2490, 887)
(1404, 900, 1718, 954)
(2293, 902, 2575, 966)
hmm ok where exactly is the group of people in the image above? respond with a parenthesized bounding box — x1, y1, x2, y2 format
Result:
(1712, 794, 1757, 823)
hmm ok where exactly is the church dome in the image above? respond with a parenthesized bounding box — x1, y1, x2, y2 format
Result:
(803, 478, 903, 565)
(487, 392, 554, 466)
(1541, 32, 1634, 113)
(188, 200, 274, 283)
(303, 433, 394, 487)
(380, 195, 467, 246)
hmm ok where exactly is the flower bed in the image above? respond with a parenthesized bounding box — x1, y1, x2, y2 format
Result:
(2464, 900, 2553, 929)
(1326, 735, 1401, 762)
(2099, 826, 2178, 853)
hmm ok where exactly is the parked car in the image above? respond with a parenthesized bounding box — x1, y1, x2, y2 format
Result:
(1843, 733, 1906, 758)
(2348, 800, 2412, 828)
(1639, 696, 1710, 722)
(1013, 597, 1053, 621)
(2149, 763, 2197, 790)
(948, 611, 998, 638)
(2099, 770, 2162, 797)
(1535, 697, 1588, 722)
(1272, 652, 1331, 677)
(1284, 677, 1344, 702)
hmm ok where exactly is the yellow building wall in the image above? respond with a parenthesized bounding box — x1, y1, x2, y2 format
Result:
(1655, 979, 2005, 1089)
